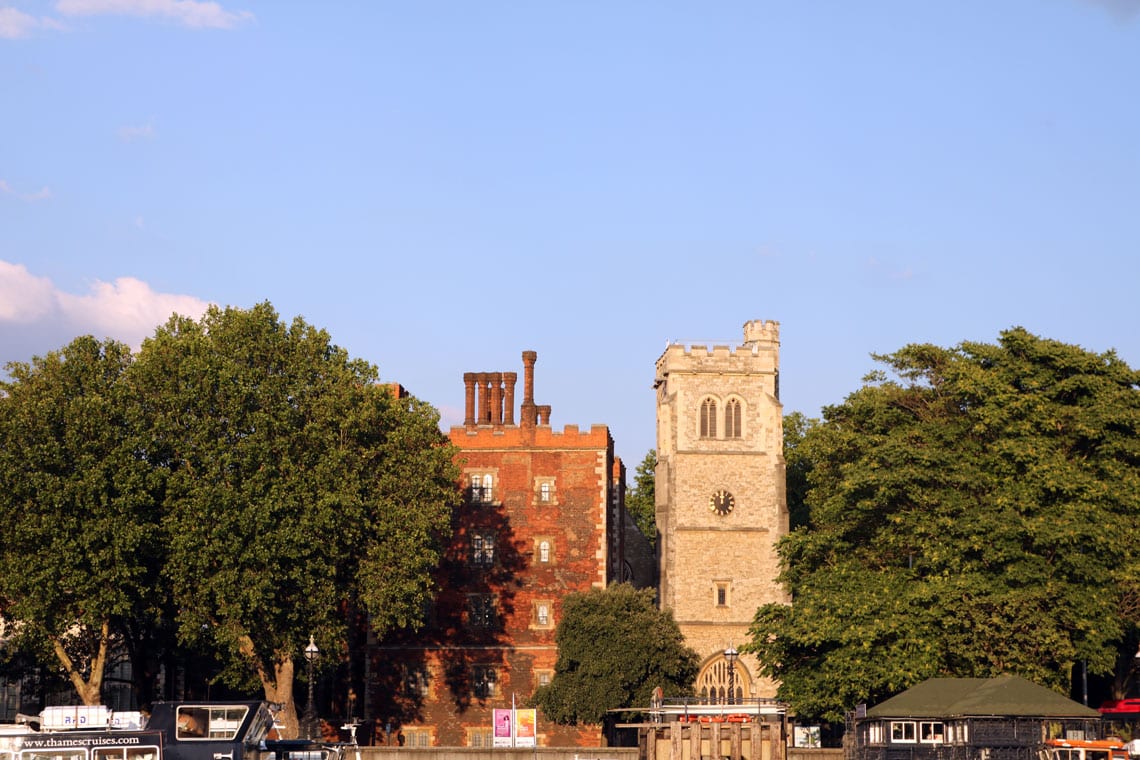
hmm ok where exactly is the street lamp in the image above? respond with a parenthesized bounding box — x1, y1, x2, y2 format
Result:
(724, 646, 738, 706)
(302, 635, 320, 740)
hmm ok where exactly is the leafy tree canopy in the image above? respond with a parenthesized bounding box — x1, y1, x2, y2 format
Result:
(746, 328, 1140, 723)
(532, 583, 698, 726)
(626, 449, 657, 544)
(783, 411, 818, 531)
(129, 303, 460, 733)
(0, 337, 163, 704)
(0, 303, 459, 727)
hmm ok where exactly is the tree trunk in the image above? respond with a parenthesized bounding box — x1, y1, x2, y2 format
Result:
(269, 658, 298, 739)
(238, 634, 300, 738)
(51, 619, 110, 706)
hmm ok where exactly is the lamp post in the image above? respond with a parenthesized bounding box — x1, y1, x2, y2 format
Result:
(302, 635, 320, 740)
(724, 646, 738, 706)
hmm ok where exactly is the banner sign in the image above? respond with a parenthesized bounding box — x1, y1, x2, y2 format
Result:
(493, 709, 514, 747)
(515, 709, 537, 747)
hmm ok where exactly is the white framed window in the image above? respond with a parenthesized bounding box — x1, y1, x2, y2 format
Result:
(467, 594, 496, 628)
(533, 600, 554, 629)
(891, 721, 917, 743)
(920, 722, 944, 743)
(469, 473, 494, 503)
(535, 670, 553, 689)
(536, 538, 552, 563)
(403, 664, 429, 698)
(472, 532, 495, 567)
(467, 727, 494, 747)
(403, 728, 433, 748)
(472, 665, 497, 698)
(535, 477, 556, 505)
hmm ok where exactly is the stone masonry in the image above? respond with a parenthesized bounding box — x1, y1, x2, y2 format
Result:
(654, 320, 790, 700)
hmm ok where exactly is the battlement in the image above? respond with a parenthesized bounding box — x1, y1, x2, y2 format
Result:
(743, 319, 780, 345)
(656, 320, 781, 376)
(449, 422, 614, 450)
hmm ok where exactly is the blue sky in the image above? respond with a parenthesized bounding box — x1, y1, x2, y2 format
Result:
(2, 0, 1138, 470)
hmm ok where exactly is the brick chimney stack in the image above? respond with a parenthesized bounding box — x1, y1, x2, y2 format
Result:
(521, 351, 538, 428)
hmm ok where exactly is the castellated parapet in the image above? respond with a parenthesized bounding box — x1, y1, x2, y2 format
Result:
(655, 320, 780, 403)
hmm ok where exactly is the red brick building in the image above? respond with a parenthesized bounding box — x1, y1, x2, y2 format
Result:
(367, 351, 653, 748)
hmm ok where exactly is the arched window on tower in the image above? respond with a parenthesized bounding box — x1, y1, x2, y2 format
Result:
(700, 398, 718, 438)
(725, 398, 742, 439)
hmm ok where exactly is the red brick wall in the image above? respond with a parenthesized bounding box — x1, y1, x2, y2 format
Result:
(368, 421, 619, 747)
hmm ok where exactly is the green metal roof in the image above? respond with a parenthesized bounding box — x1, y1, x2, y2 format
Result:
(864, 675, 1100, 719)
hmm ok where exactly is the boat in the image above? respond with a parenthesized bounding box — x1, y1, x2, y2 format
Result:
(1040, 737, 1139, 760)
(0, 702, 339, 760)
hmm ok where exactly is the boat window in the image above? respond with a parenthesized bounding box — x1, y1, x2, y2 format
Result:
(94, 748, 160, 760)
(177, 705, 248, 740)
(206, 707, 247, 739)
(22, 751, 85, 760)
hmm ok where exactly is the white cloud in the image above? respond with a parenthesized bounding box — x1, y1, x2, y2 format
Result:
(55, 0, 253, 29)
(0, 6, 42, 38)
(0, 261, 56, 323)
(0, 179, 52, 201)
(0, 260, 212, 365)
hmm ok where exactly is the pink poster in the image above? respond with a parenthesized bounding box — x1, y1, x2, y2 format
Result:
(493, 709, 513, 747)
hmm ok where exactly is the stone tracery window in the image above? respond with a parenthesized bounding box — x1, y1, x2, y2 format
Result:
(695, 653, 747, 704)
(725, 398, 742, 438)
(700, 398, 718, 438)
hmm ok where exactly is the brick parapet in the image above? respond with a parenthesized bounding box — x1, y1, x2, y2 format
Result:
(448, 424, 614, 451)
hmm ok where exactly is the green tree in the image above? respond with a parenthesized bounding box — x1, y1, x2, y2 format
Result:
(626, 449, 657, 543)
(0, 337, 164, 705)
(132, 303, 459, 736)
(783, 412, 818, 530)
(746, 328, 1140, 723)
(532, 583, 698, 729)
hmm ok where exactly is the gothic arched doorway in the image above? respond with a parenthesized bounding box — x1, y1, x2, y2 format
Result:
(696, 652, 751, 704)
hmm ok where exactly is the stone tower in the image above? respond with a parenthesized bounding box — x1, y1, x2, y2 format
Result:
(654, 320, 789, 700)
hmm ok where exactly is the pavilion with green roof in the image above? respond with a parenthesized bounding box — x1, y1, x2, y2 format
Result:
(850, 675, 1103, 760)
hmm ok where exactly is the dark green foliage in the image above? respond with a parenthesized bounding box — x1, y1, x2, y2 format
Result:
(783, 412, 818, 530)
(532, 583, 698, 725)
(0, 303, 460, 720)
(0, 337, 163, 703)
(626, 449, 657, 544)
(131, 303, 460, 701)
(747, 328, 1140, 723)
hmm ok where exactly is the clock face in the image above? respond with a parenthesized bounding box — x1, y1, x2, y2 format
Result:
(709, 489, 735, 515)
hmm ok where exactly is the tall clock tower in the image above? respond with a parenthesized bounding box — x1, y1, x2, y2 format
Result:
(654, 320, 789, 700)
